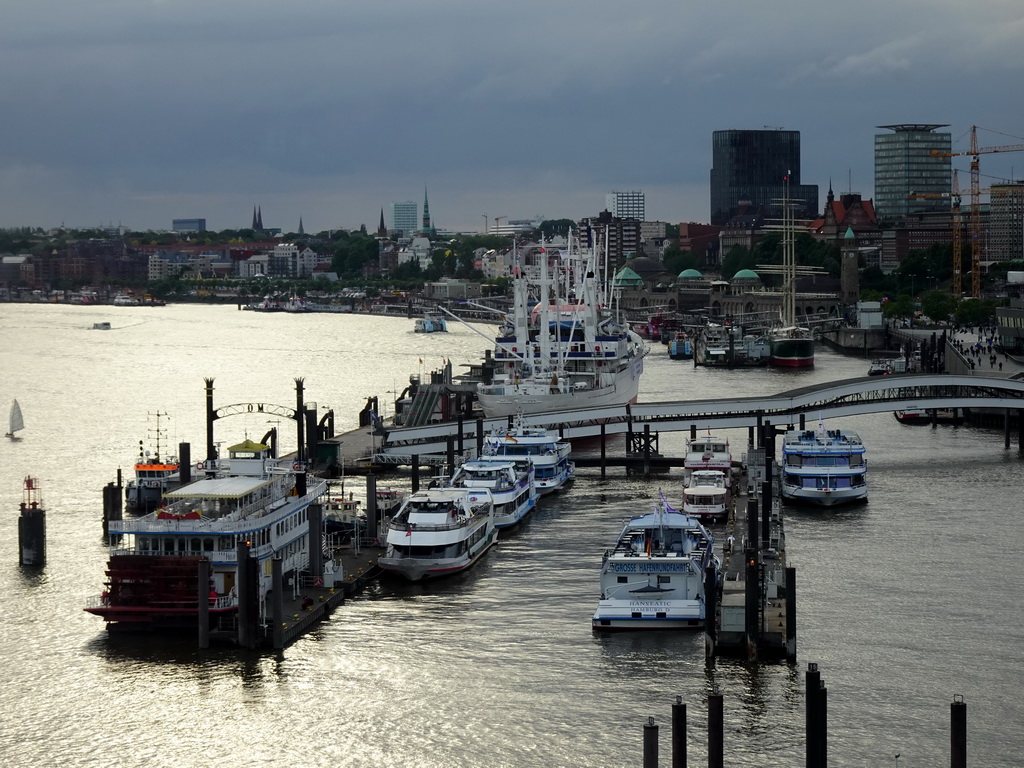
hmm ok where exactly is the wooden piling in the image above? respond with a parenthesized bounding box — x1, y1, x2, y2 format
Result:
(600, 423, 607, 479)
(236, 541, 253, 650)
(951, 695, 967, 768)
(708, 688, 724, 768)
(643, 424, 651, 476)
(785, 566, 797, 661)
(197, 559, 210, 649)
(642, 717, 658, 768)
(411, 457, 420, 493)
(272, 557, 284, 649)
(308, 503, 323, 581)
(366, 474, 378, 541)
(671, 696, 687, 768)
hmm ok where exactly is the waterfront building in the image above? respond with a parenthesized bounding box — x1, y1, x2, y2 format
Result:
(390, 201, 418, 236)
(873, 124, 951, 225)
(710, 129, 818, 226)
(605, 190, 645, 221)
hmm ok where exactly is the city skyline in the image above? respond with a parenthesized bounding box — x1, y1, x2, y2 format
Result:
(1, 2, 1022, 234)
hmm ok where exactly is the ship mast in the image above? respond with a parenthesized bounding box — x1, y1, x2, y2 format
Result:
(781, 172, 796, 329)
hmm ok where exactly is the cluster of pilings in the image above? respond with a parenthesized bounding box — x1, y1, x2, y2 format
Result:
(639, 667, 969, 768)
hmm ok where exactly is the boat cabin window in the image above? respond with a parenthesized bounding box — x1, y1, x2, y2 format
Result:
(657, 575, 671, 584)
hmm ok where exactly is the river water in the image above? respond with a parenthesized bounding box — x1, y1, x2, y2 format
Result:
(0, 303, 1020, 768)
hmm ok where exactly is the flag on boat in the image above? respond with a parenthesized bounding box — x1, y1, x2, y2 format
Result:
(506, 435, 518, 443)
(405, 528, 412, 537)
(645, 535, 652, 558)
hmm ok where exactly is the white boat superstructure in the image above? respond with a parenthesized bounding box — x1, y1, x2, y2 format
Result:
(447, 458, 538, 529)
(684, 434, 732, 475)
(379, 488, 496, 581)
(85, 439, 329, 629)
(681, 470, 731, 521)
(592, 497, 718, 630)
(482, 416, 575, 495)
(414, 311, 447, 333)
(780, 427, 867, 506)
(476, 234, 646, 417)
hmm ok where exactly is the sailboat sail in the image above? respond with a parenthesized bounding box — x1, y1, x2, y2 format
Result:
(7, 399, 24, 437)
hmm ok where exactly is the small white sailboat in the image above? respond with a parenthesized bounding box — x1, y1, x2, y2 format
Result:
(6, 399, 24, 439)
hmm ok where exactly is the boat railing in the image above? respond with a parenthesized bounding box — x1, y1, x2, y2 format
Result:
(85, 593, 238, 610)
(389, 517, 472, 532)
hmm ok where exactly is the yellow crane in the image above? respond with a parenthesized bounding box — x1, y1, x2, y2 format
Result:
(932, 126, 1024, 297)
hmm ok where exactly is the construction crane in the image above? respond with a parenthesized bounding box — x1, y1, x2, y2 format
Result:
(931, 126, 1024, 297)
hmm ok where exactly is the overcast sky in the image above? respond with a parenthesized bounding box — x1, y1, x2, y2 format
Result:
(2, 0, 1022, 234)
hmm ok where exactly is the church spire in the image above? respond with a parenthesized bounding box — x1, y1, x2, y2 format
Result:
(298, 217, 305, 236)
(422, 186, 432, 233)
(256, 206, 263, 231)
(252, 206, 258, 230)
(377, 207, 387, 238)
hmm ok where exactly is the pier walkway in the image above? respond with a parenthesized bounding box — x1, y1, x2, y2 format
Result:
(374, 374, 1024, 457)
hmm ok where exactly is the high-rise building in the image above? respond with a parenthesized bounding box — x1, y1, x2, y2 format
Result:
(874, 124, 951, 225)
(390, 201, 418, 236)
(989, 182, 1024, 262)
(605, 190, 645, 221)
(710, 129, 818, 225)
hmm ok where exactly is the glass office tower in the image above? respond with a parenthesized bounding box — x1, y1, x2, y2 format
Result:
(874, 124, 951, 224)
(710, 129, 818, 225)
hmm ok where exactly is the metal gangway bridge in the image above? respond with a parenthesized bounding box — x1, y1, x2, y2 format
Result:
(375, 374, 1024, 460)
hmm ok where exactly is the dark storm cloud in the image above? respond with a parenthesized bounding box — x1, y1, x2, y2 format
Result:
(1, 0, 1021, 231)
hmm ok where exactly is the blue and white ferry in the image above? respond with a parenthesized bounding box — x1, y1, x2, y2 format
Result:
(448, 457, 538, 529)
(780, 426, 867, 506)
(592, 497, 718, 630)
(482, 416, 575, 495)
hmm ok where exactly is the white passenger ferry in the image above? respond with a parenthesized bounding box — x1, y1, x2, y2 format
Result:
(447, 457, 538, 529)
(681, 469, 731, 521)
(780, 426, 867, 506)
(592, 497, 718, 630)
(482, 416, 574, 495)
(379, 488, 496, 581)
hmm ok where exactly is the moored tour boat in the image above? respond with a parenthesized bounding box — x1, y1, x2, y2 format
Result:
(683, 433, 732, 475)
(85, 439, 329, 630)
(379, 488, 496, 581)
(681, 470, 731, 521)
(592, 496, 719, 630)
(482, 416, 575, 495)
(894, 408, 964, 426)
(447, 457, 538, 529)
(780, 426, 867, 506)
(124, 413, 181, 514)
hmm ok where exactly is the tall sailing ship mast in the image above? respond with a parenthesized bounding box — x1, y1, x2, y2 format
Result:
(763, 173, 816, 368)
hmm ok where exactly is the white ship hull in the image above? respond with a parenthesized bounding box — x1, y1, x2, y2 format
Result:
(477, 360, 642, 418)
(782, 485, 867, 507)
